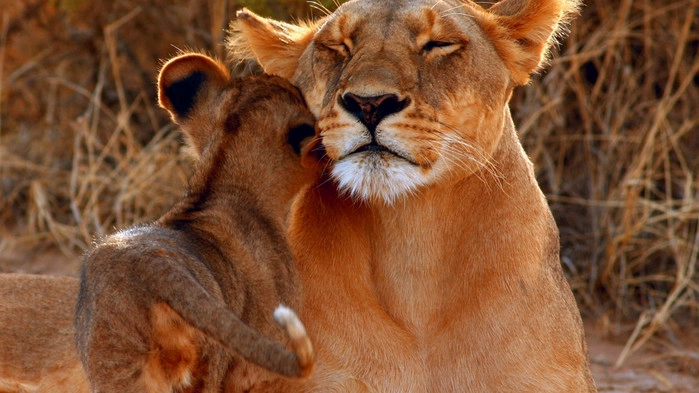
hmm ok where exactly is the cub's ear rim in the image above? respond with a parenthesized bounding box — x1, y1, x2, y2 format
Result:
(300, 135, 327, 170)
(161, 71, 207, 120)
(157, 53, 231, 121)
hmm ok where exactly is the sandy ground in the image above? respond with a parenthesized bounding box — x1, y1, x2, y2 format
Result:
(2, 244, 698, 392)
(587, 324, 699, 392)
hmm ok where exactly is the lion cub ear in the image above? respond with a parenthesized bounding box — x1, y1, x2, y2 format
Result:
(227, 9, 319, 80)
(482, 0, 580, 85)
(158, 53, 231, 155)
(158, 53, 230, 121)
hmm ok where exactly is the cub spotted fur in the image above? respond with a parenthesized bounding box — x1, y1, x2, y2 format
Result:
(75, 53, 317, 392)
(229, 0, 597, 392)
(0, 273, 88, 393)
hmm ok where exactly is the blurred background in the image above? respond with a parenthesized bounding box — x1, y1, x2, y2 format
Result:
(0, 0, 697, 370)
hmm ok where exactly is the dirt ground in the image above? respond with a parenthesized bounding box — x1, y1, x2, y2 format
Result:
(586, 325, 699, 392)
(2, 244, 698, 392)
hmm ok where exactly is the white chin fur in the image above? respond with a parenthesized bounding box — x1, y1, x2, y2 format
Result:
(331, 154, 429, 205)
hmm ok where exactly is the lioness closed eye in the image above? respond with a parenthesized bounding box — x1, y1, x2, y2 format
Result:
(229, 0, 597, 392)
(75, 53, 317, 393)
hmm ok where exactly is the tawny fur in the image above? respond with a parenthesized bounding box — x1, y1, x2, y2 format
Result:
(0, 274, 88, 393)
(229, 0, 597, 392)
(75, 53, 317, 393)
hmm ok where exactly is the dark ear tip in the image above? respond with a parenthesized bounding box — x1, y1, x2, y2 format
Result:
(235, 8, 252, 22)
(158, 54, 230, 121)
(235, 8, 264, 26)
(288, 123, 316, 155)
(163, 71, 207, 120)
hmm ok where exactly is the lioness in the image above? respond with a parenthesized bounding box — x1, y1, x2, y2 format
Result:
(229, 0, 597, 391)
(0, 273, 88, 393)
(75, 53, 317, 392)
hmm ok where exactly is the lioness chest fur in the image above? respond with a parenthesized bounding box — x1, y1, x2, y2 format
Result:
(75, 54, 317, 393)
(230, 0, 597, 392)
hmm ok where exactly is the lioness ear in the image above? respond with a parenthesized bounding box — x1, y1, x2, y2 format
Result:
(479, 0, 580, 85)
(227, 9, 318, 80)
(158, 53, 231, 155)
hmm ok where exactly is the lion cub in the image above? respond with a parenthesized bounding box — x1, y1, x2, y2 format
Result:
(75, 53, 317, 392)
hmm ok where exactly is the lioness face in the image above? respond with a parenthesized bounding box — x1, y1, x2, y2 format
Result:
(294, 0, 513, 203)
(232, 0, 575, 204)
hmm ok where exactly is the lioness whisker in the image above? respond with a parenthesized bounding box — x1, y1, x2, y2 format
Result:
(430, 0, 448, 11)
(437, 3, 468, 15)
(434, 128, 506, 192)
(307, 1, 332, 17)
(440, 12, 475, 19)
(439, 141, 496, 191)
(435, 122, 502, 171)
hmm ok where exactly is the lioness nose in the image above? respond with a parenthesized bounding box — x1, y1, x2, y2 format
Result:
(340, 92, 409, 132)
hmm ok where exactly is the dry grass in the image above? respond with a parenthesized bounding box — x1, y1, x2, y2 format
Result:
(0, 0, 697, 364)
(512, 0, 699, 364)
(0, 1, 195, 259)
(0, 0, 324, 254)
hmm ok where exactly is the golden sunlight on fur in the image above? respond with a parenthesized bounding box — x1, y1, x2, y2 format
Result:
(75, 53, 317, 392)
(0, 274, 88, 393)
(229, 0, 597, 391)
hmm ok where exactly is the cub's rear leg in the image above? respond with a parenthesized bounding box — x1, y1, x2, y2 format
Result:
(78, 296, 227, 393)
(75, 247, 231, 393)
(144, 302, 202, 392)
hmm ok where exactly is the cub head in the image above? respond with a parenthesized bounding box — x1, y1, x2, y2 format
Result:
(158, 53, 317, 204)
(229, 0, 580, 204)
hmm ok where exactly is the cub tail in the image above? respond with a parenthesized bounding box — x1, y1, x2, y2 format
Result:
(273, 305, 315, 378)
(122, 249, 314, 379)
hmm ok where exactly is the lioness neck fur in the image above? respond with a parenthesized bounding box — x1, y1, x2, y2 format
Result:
(75, 53, 317, 392)
(229, 0, 597, 392)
